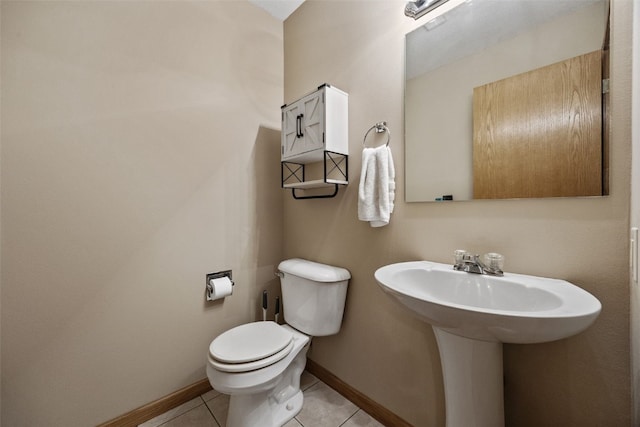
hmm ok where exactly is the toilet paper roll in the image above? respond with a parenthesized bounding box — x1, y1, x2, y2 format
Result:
(208, 276, 233, 301)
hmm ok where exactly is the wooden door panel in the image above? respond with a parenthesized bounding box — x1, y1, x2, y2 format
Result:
(473, 50, 602, 199)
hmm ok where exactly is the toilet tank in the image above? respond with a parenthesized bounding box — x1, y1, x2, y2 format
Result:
(278, 258, 350, 336)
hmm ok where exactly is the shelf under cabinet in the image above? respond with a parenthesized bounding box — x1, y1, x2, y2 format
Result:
(282, 178, 348, 190)
(281, 150, 348, 199)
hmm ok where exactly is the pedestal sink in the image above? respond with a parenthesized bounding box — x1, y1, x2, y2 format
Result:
(374, 261, 601, 427)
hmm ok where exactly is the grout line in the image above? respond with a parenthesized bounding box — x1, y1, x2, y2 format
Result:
(154, 401, 205, 427)
(203, 396, 223, 427)
(337, 408, 360, 427)
(203, 401, 220, 427)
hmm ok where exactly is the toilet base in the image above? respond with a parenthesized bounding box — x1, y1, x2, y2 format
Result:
(228, 388, 303, 427)
(223, 337, 309, 427)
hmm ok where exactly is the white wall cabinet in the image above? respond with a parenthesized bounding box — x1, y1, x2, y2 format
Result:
(281, 84, 348, 163)
(281, 84, 349, 199)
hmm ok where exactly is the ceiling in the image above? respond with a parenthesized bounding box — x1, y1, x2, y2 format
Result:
(248, 0, 306, 21)
(406, 0, 605, 79)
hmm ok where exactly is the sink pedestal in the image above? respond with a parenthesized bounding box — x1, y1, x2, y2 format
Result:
(434, 327, 504, 427)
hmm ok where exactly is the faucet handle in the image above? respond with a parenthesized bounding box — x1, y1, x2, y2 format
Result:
(454, 249, 468, 264)
(482, 253, 505, 271)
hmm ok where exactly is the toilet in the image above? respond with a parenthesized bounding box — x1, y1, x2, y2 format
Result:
(206, 258, 350, 427)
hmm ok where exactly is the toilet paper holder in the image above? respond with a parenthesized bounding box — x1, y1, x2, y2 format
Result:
(206, 270, 234, 301)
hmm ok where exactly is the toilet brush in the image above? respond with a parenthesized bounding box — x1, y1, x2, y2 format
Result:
(262, 290, 268, 321)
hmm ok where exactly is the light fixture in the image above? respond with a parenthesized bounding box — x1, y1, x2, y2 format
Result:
(404, 0, 450, 20)
(405, 0, 469, 21)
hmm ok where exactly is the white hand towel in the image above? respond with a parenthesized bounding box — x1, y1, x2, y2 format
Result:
(358, 145, 396, 227)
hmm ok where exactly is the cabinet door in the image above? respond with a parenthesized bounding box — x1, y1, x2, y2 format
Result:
(281, 90, 325, 161)
(282, 102, 303, 160)
(300, 90, 324, 154)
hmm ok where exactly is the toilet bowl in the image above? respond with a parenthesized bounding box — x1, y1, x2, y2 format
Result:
(206, 258, 350, 427)
(207, 323, 310, 426)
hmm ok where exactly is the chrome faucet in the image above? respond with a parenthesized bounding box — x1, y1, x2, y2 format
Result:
(453, 251, 504, 276)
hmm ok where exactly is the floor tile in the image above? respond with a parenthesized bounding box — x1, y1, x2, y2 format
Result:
(160, 404, 218, 427)
(341, 409, 386, 427)
(204, 394, 230, 427)
(300, 370, 319, 391)
(283, 418, 303, 427)
(138, 397, 203, 427)
(201, 388, 221, 402)
(295, 381, 359, 427)
(144, 372, 385, 427)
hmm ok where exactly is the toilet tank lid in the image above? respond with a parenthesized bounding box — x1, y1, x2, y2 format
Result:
(278, 258, 351, 282)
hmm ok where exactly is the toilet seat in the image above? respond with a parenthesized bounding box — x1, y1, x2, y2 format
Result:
(209, 322, 294, 373)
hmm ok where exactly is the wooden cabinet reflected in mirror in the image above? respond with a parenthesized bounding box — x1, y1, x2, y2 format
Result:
(473, 50, 604, 199)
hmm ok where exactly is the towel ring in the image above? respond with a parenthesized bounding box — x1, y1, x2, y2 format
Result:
(363, 121, 391, 148)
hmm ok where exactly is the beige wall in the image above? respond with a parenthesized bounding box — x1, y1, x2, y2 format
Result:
(0, 1, 283, 425)
(284, 0, 632, 425)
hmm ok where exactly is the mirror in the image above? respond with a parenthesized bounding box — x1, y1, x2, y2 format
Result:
(405, 0, 609, 202)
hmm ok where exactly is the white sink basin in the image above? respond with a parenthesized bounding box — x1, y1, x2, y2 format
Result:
(375, 260, 601, 427)
(374, 260, 601, 343)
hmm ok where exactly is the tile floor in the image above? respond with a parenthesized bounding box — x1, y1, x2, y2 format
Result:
(139, 371, 385, 427)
